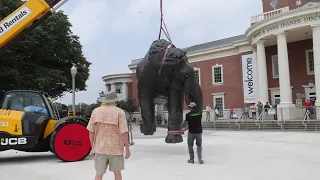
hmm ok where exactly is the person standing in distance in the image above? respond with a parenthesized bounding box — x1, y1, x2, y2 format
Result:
(183, 102, 204, 164)
(87, 92, 131, 180)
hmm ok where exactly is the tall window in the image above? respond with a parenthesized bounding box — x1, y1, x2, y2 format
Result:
(213, 93, 225, 119)
(272, 55, 279, 78)
(115, 83, 122, 94)
(106, 84, 111, 92)
(212, 65, 223, 84)
(194, 67, 201, 85)
(306, 49, 314, 74)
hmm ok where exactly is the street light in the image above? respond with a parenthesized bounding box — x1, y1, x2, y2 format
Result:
(309, 79, 314, 89)
(70, 64, 77, 115)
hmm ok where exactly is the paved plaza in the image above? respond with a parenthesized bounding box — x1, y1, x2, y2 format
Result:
(1, 127, 320, 180)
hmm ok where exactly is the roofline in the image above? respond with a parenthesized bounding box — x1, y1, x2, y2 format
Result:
(183, 34, 247, 54)
(245, 3, 320, 40)
(187, 38, 248, 57)
(102, 73, 132, 80)
(127, 36, 250, 70)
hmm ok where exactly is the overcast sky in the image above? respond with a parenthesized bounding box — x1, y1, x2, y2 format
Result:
(57, 0, 263, 105)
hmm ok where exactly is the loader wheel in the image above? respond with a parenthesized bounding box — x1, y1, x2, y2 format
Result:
(50, 121, 91, 162)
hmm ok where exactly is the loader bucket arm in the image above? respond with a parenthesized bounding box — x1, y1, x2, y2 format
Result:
(0, 0, 66, 55)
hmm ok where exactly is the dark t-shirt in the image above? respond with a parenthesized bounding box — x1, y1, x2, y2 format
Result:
(186, 111, 203, 134)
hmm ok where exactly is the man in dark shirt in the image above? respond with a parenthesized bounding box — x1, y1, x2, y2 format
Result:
(184, 102, 204, 164)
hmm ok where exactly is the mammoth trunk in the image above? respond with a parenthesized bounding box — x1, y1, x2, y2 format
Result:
(185, 84, 203, 112)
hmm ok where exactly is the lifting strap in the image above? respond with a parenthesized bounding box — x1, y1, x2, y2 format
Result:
(158, 0, 172, 43)
(157, 1, 183, 135)
(167, 130, 184, 135)
(157, 0, 175, 75)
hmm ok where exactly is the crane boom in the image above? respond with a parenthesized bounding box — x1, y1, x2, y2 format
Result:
(0, 0, 66, 53)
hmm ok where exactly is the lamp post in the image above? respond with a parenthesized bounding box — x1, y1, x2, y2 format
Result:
(70, 64, 77, 115)
(309, 79, 314, 89)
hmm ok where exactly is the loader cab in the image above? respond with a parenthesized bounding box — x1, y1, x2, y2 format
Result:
(1, 90, 54, 119)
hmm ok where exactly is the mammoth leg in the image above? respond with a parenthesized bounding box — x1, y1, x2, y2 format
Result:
(165, 89, 184, 143)
(138, 83, 156, 135)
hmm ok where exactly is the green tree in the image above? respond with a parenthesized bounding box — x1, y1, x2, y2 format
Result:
(0, 0, 91, 98)
(116, 98, 139, 113)
(68, 102, 99, 116)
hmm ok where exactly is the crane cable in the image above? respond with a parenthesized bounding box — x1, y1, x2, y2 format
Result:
(157, 1, 185, 135)
(157, 0, 175, 76)
(158, 0, 172, 43)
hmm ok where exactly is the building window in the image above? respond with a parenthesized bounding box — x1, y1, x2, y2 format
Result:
(106, 84, 111, 92)
(274, 94, 280, 104)
(272, 55, 279, 78)
(212, 93, 225, 119)
(212, 65, 223, 84)
(309, 92, 316, 105)
(115, 83, 122, 94)
(194, 67, 201, 85)
(306, 49, 314, 74)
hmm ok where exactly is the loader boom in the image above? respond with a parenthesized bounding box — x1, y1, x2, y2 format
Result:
(0, 0, 66, 52)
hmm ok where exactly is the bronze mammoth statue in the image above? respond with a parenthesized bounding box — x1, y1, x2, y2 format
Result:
(136, 39, 203, 144)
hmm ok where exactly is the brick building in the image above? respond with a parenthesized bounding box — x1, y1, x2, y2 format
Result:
(103, 0, 320, 120)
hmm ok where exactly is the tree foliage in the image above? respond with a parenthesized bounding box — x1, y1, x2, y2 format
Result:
(116, 98, 139, 113)
(66, 103, 99, 116)
(0, 0, 91, 98)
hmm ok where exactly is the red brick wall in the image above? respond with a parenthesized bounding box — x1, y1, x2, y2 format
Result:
(127, 82, 133, 98)
(265, 39, 313, 103)
(130, 52, 253, 111)
(263, 0, 310, 13)
(191, 52, 252, 110)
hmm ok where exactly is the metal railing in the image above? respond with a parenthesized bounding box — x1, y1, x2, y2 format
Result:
(250, 6, 290, 24)
(128, 123, 135, 145)
(135, 106, 320, 132)
(211, 106, 320, 131)
(235, 112, 244, 127)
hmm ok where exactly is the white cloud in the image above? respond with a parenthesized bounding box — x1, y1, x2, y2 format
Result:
(57, 0, 263, 104)
(104, 0, 262, 45)
(60, 0, 110, 46)
(61, 0, 262, 46)
(108, 0, 158, 32)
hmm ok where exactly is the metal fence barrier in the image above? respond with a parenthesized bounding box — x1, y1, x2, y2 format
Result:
(128, 123, 135, 145)
(207, 106, 320, 131)
(134, 106, 320, 132)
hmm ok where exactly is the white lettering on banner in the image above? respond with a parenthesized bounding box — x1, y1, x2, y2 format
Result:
(242, 54, 257, 103)
(253, 13, 320, 41)
(0, 138, 27, 145)
(0, 7, 31, 37)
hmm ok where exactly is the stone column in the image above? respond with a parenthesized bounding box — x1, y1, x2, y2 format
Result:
(111, 83, 116, 93)
(252, 48, 260, 103)
(122, 82, 128, 100)
(256, 40, 269, 103)
(312, 25, 320, 119)
(105, 84, 109, 94)
(276, 31, 295, 120)
(276, 32, 293, 105)
(312, 25, 320, 106)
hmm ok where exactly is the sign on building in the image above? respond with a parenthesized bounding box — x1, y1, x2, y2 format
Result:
(241, 54, 257, 103)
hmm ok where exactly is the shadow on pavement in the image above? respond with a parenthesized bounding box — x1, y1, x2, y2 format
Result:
(0, 153, 95, 164)
(0, 153, 56, 164)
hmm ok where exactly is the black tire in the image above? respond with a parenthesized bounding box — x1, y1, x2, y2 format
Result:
(50, 120, 91, 162)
